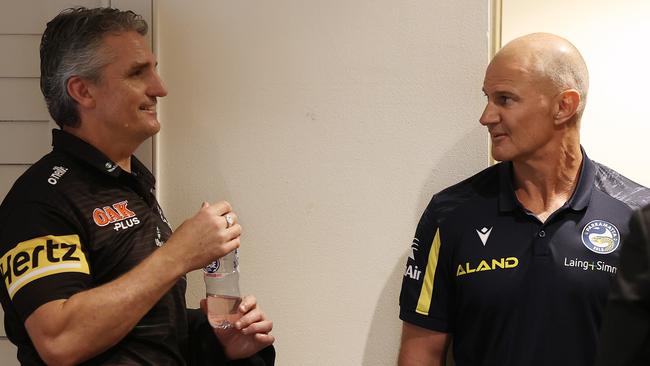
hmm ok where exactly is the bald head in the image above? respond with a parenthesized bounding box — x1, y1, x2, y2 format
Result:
(492, 33, 589, 119)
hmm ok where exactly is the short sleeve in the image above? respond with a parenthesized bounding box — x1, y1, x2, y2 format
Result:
(399, 196, 454, 332)
(0, 201, 92, 320)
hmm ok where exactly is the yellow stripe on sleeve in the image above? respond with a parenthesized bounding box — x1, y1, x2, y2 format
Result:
(415, 228, 442, 315)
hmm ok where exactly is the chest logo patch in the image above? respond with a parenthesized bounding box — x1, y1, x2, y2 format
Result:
(92, 200, 140, 232)
(581, 220, 620, 254)
(456, 256, 518, 277)
(476, 226, 492, 246)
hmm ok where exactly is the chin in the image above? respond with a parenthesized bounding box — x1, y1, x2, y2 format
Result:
(490, 148, 514, 162)
(146, 120, 161, 135)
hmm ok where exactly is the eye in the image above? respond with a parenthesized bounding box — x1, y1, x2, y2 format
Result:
(129, 68, 144, 77)
(497, 95, 514, 106)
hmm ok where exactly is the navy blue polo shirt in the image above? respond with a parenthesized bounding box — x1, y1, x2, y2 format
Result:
(399, 151, 650, 366)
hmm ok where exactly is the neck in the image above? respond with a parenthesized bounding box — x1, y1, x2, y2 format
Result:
(511, 137, 582, 222)
(63, 126, 135, 173)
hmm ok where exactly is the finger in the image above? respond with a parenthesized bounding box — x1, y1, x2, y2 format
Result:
(216, 237, 240, 259)
(253, 333, 275, 346)
(241, 319, 274, 335)
(238, 295, 257, 313)
(221, 212, 239, 229)
(201, 201, 210, 208)
(235, 307, 267, 330)
(211, 201, 233, 216)
(222, 224, 242, 242)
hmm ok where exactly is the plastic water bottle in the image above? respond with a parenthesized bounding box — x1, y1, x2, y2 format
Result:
(203, 249, 242, 329)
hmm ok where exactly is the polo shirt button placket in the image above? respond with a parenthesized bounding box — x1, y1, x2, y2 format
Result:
(533, 227, 551, 256)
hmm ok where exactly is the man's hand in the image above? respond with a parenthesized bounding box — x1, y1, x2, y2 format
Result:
(200, 295, 275, 360)
(165, 201, 242, 273)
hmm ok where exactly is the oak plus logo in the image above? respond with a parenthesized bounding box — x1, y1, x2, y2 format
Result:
(92, 200, 140, 232)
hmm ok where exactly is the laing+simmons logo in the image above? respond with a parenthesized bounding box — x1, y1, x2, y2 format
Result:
(581, 220, 620, 254)
(0, 235, 89, 299)
(92, 200, 140, 232)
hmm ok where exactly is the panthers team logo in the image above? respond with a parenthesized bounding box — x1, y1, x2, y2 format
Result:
(581, 220, 620, 254)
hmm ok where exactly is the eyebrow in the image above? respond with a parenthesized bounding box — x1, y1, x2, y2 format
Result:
(127, 61, 156, 75)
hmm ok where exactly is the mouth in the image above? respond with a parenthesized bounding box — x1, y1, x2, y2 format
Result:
(139, 103, 157, 113)
(490, 131, 508, 141)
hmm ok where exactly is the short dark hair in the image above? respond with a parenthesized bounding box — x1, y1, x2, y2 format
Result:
(40, 7, 148, 128)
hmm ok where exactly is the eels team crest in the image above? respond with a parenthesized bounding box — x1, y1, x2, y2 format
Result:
(581, 220, 620, 254)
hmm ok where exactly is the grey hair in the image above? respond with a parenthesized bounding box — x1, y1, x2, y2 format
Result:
(516, 33, 590, 119)
(40, 7, 147, 128)
(537, 50, 589, 118)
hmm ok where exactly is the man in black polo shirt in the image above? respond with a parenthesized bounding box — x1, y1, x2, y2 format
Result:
(0, 7, 274, 365)
(398, 33, 650, 365)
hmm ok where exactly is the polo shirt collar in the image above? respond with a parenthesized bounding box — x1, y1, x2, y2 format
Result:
(497, 148, 594, 213)
(51, 129, 154, 185)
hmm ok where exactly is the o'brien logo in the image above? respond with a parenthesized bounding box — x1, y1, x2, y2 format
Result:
(92, 200, 140, 232)
(581, 220, 620, 254)
(48, 166, 68, 185)
(0, 235, 89, 299)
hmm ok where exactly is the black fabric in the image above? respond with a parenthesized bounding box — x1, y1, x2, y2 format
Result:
(0, 130, 274, 365)
(399, 150, 650, 366)
(187, 309, 275, 366)
(595, 205, 650, 366)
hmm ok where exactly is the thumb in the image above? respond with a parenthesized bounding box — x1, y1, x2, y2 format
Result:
(201, 201, 210, 209)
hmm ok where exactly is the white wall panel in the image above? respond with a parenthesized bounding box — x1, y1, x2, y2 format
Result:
(0, 0, 106, 34)
(0, 35, 40, 77)
(157, 1, 489, 364)
(0, 79, 49, 121)
(0, 340, 18, 366)
(0, 122, 51, 164)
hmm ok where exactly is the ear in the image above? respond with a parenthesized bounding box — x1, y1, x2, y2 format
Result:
(66, 76, 95, 109)
(553, 89, 580, 125)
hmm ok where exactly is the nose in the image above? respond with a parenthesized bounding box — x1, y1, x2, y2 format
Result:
(479, 102, 499, 126)
(148, 70, 168, 98)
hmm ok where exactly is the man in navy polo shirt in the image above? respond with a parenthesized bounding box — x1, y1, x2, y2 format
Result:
(398, 33, 650, 366)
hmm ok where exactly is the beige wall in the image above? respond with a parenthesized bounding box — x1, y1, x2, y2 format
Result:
(155, 0, 488, 364)
(502, 0, 650, 187)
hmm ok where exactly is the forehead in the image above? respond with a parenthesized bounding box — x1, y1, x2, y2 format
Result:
(98, 31, 155, 66)
(483, 54, 539, 92)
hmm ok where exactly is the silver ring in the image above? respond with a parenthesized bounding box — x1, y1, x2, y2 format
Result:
(225, 214, 234, 228)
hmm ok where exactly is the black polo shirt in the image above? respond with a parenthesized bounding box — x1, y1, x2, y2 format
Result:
(0, 130, 186, 365)
(399, 152, 650, 366)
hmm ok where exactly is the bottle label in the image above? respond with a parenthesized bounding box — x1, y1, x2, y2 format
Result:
(203, 260, 220, 274)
